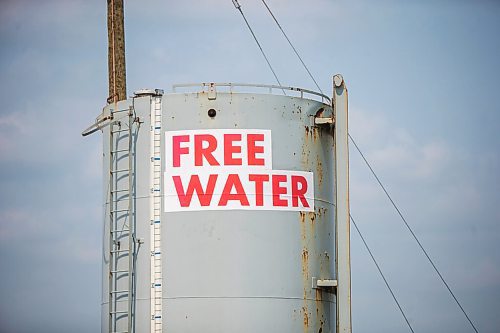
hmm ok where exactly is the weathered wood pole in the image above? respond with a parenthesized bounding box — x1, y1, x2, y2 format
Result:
(107, 0, 127, 103)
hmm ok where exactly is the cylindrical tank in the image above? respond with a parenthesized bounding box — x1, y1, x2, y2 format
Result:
(101, 83, 336, 332)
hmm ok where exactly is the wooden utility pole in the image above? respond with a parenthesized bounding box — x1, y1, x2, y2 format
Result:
(107, 0, 127, 103)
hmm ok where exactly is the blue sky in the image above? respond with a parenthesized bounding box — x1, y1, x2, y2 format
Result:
(0, 0, 499, 332)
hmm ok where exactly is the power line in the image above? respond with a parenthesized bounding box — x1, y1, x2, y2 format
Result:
(348, 135, 479, 333)
(244, 1, 413, 330)
(253, 2, 414, 330)
(232, 0, 479, 330)
(231, 0, 285, 95)
(350, 214, 415, 333)
(260, 0, 324, 94)
(256, 2, 479, 332)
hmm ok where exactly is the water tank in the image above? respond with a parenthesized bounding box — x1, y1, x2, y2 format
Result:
(101, 83, 336, 332)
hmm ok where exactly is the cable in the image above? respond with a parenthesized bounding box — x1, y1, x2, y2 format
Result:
(350, 214, 415, 333)
(254, 1, 413, 329)
(260, 0, 324, 94)
(240, 2, 479, 331)
(349, 134, 479, 333)
(231, 0, 286, 95)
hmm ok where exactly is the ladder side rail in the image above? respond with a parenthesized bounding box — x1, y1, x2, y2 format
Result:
(108, 105, 135, 333)
(108, 110, 116, 333)
(127, 106, 135, 333)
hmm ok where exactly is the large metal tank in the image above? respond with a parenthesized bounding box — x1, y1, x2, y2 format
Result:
(101, 83, 336, 332)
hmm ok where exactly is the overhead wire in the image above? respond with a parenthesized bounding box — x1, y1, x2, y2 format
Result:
(350, 214, 415, 333)
(260, 0, 324, 95)
(348, 135, 479, 333)
(243, 1, 479, 332)
(250, 1, 413, 331)
(231, 0, 286, 95)
(231, 0, 411, 330)
(232, 0, 414, 333)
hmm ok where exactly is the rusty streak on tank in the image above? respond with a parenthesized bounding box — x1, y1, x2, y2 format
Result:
(302, 306, 310, 331)
(308, 212, 316, 226)
(314, 290, 324, 333)
(302, 248, 309, 280)
(316, 156, 323, 188)
(312, 127, 319, 141)
(302, 247, 310, 306)
(299, 210, 310, 332)
(299, 211, 306, 242)
(302, 127, 312, 169)
(318, 320, 324, 333)
(308, 211, 317, 240)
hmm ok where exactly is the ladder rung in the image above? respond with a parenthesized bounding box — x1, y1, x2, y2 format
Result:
(110, 169, 129, 173)
(110, 209, 129, 213)
(111, 129, 129, 134)
(112, 108, 131, 113)
(110, 310, 129, 314)
(111, 249, 129, 254)
(110, 290, 129, 294)
(111, 229, 130, 233)
(111, 270, 129, 273)
(111, 189, 129, 193)
(111, 149, 129, 153)
(111, 198, 129, 204)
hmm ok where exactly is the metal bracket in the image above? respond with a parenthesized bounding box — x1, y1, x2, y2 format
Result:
(312, 277, 338, 289)
(133, 88, 164, 97)
(207, 83, 217, 100)
(314, 117, 335, 126)
(81, 114, 113, 137)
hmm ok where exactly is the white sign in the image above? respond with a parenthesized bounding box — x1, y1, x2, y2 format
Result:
(164, 129, 314, 212)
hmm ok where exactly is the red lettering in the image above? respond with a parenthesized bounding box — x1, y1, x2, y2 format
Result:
(291, 175, 309, 208)
(172, 135, 189, 167)
(272, 174, 288, 206)
(172, 174, 218, 207)
(247, 134, 265, 166)
(219, 174, 249, 206)
(224, 134, 242, 165)
(194, 134, 219, 166)
(249, 174, 269, 206)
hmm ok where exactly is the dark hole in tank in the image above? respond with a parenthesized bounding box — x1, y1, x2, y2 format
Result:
(208, 109, 216, 118)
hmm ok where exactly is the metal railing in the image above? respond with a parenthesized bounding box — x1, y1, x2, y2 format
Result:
(172, 82, 331, 104)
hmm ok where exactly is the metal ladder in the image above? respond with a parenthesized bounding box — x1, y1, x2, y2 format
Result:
(149, 93, 163, 333)
(108, 105, 136, 333)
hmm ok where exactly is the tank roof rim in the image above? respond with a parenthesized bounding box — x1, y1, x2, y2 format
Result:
(170, 82, 331, 104)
